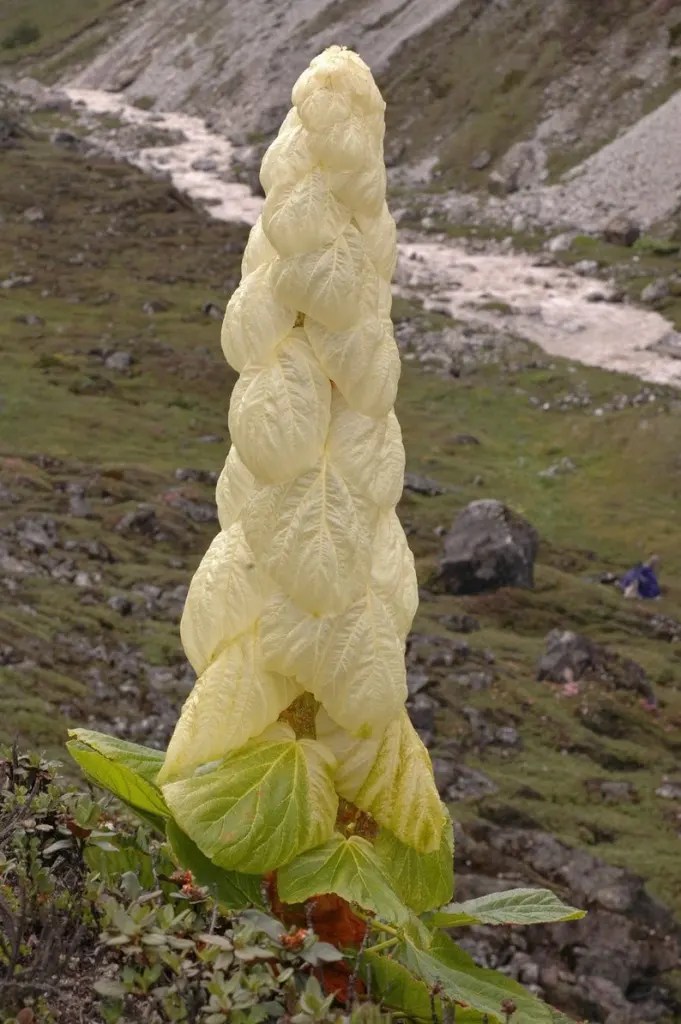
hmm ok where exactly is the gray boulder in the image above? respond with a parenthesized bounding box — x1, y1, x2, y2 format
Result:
(488, 141, 546, 195)
(440, 500, 539, 594)
(603, 214, 640, 247)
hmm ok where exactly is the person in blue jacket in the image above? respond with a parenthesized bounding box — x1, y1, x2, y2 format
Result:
(620, 555, 661, 599)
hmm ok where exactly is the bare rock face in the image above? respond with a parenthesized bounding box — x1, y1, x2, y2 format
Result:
(455, 821, 681, 1024)
(440, 499, 538, 594)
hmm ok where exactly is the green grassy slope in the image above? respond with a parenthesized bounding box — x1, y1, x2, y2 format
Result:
(1, 125, 680, 926)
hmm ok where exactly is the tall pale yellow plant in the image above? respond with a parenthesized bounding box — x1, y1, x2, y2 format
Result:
(158, 44, 447, 880)
(68, 48, 584, 1022)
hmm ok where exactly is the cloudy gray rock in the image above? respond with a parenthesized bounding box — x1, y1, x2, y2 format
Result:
(440, 499, 539, 594)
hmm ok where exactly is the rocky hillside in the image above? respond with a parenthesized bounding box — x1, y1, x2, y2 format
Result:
(2, 0, 681, 231)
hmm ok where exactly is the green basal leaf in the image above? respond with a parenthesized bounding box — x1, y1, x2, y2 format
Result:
(429, 887, 585, 928)
(277, 832, 408, 924)
(166, 819, 264, 910)
(161, 732, 337, 874)
(361, 951, 486, 1023)
(67, 729, 168, 827)
(373, 806, 454, 913)
(396, 930, 558, 1024)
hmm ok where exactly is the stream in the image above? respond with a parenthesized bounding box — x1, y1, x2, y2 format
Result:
(65, 87, 681, 389)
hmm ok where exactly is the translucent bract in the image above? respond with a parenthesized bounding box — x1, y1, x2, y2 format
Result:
(159, 45, 445, 864)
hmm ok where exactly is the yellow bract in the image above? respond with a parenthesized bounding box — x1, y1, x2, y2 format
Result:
(161, 45, 443, 862)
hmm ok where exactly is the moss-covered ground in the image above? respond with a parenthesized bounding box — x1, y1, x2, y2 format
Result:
(1, 120, 680, 936)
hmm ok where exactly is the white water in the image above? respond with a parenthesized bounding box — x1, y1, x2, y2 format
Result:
(65, 87, 681, 389)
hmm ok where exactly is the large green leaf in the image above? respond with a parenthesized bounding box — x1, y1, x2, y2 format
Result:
(373, 808, 454, 913)
(161, 728, 337, 874)
(67, 729, 168, 826)
(396, 931, 556, 1024)
(362, 952, 487, 1024)
(277, 833, 408, 924)
(166, 820, 264, 910)
(429, 888, 585, 928)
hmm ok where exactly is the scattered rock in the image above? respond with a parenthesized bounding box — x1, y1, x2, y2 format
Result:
(655, 779, 681, 800)
(407, 694, 436, 732)
(116, 504, 158, 535)
(538, 456, 576, 479)
(142, 298, 171, 314)
(104, 350, 133, 372)
(439, 612, 481, 634)
(537, 629, 596, 682)
(14, 312, 44, 326)
(174, 467, 219, 485)
(641, 278, 670, 303)
(487, 170, 508, 198)
(51, 129, 83, 151)
(1, 274, 34, 289)
(444, 764, 498, 801)
(201, 301, 224, 319)
(440, 499, 538, 595)
(191, 157, 218, 172)
(471, 149, 492, 171)
(406, 668, 431, 696)
(162, 489, 216, 523)
(489, 141, 546, 195)
(450, 433, 481, 446)
(495, 725, 521, 747)
(546, 233, 574, 253)
(647, 613, 681, 642)
(463, 706, 495, 746)
(603, 214, 640, 247)
(537, 628, 657, 704)
(648, 330, 681, 359)
(573, 259, 599, 275)
(585, 779, 639, 803)
(403, 472, 448, 496)
(68, 491, 93, 519)
(23, 206, 46, 223)
(449, 669, 495, 691)
(107, 595, 133, 616)
(17, 517, 58, 553)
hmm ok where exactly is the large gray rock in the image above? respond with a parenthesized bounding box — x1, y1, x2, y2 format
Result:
(440, 500, 539, 594)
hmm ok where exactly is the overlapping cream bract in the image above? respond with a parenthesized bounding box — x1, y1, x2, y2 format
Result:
(159, 46, 444, 859)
